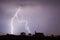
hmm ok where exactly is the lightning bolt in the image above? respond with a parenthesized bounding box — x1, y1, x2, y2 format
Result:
(10, 8, 31, 34)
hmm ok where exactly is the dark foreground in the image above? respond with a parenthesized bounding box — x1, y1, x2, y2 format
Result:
(0, 32, 60, 40)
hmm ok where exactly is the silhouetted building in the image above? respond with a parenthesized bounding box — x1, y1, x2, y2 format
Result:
(35, 31, 44, 37)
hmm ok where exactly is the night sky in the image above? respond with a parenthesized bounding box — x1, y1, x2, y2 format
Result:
(0, 0, 60, 35)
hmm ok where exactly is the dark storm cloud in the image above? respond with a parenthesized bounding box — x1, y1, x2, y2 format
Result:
(0, 0, 60, 35)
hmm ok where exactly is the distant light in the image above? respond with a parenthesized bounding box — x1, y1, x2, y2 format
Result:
(10, 8, 31, 34)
